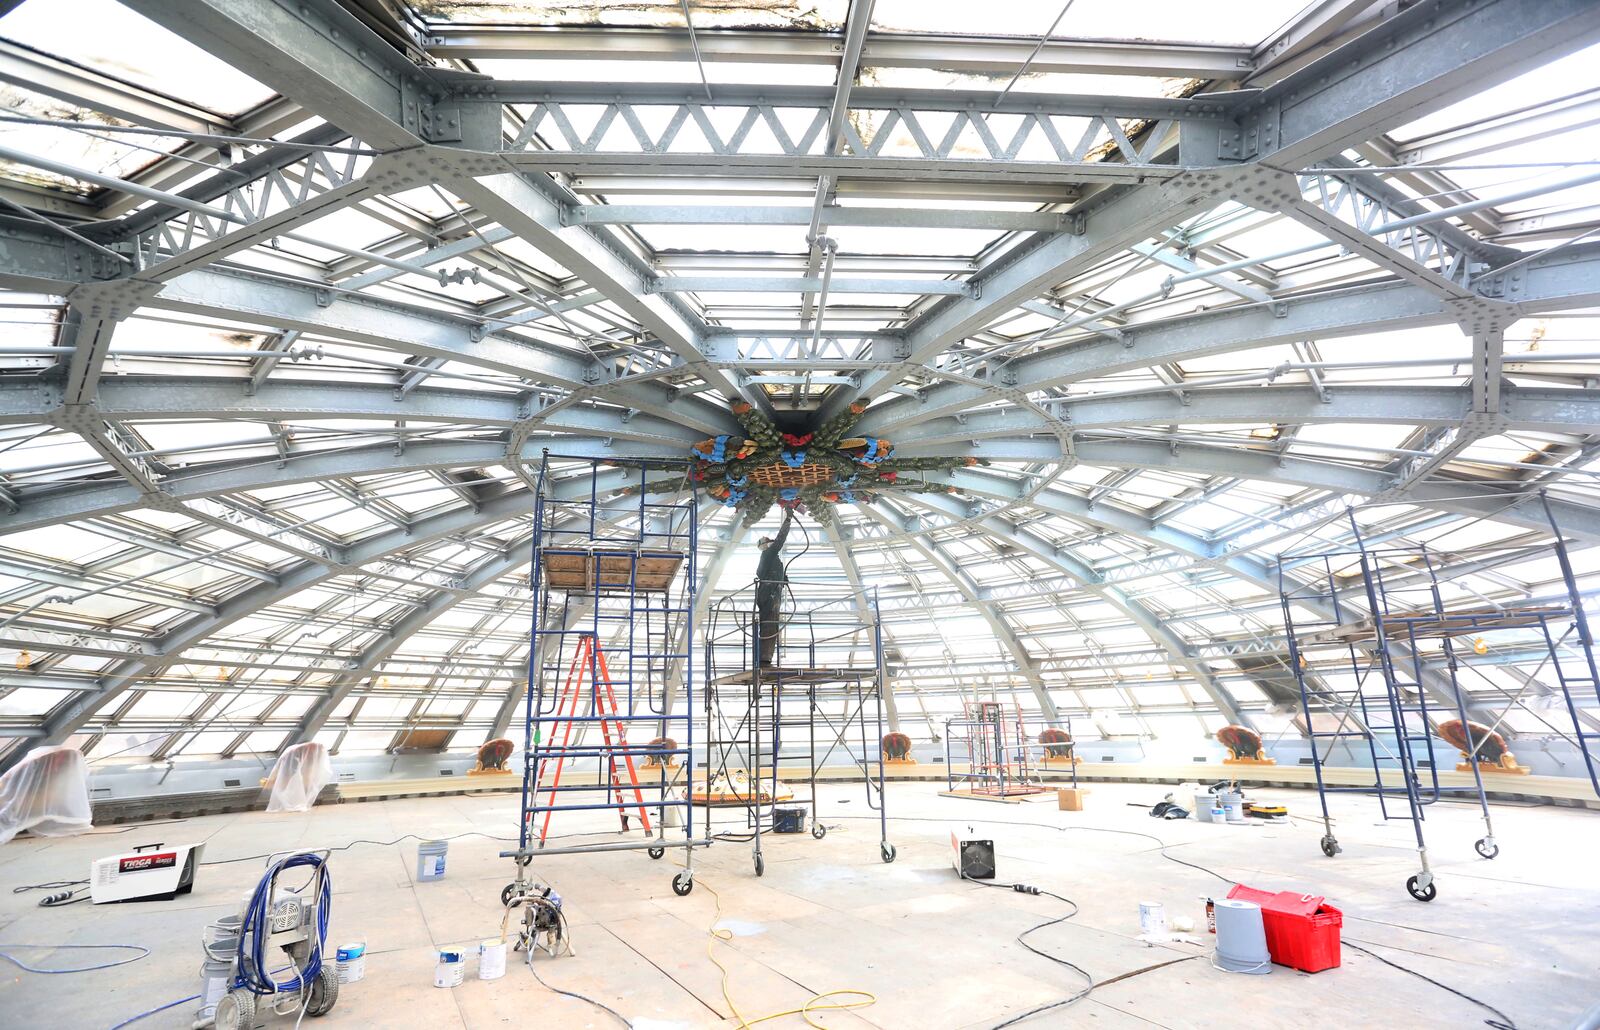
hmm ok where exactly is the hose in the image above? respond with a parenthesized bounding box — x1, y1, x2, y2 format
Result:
(234, 852, 331, 996)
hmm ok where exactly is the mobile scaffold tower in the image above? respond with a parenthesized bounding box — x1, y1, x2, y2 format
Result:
(944, 700, 1050, 799)
(1279, 495, 1600, 902)
(702, 578, 894, 876)
(501, 454, 707, 900)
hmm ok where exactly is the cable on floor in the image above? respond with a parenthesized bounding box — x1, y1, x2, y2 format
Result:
(107, 994, 203, 1030)
(836, 811, 1520, 1029)
(199, 827, 619, 866)
(11, 879, 90, 907)
(0, 942, 150, 973)
(526, 957, 635, 1029)
(960, 877, 1095, 1028)
(1344, 941, 1516, 1029)
(697, 875, 876, 1028)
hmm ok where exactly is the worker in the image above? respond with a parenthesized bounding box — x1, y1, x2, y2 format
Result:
(754, 509, 794, 666)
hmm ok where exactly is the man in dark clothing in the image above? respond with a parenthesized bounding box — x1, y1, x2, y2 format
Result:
(754, 509, 794, 666)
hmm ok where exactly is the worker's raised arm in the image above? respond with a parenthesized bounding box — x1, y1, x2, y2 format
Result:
(771, 509, 794, 550)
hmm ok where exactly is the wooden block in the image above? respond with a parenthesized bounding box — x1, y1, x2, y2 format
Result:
(1057, 787, 1087, 811)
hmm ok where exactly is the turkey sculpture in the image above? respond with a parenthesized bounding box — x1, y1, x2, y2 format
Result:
(1216, 725, 1276, 765)
(1437, 719, 1527, 774)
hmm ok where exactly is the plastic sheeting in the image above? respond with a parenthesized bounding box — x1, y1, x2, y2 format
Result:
(262, 742, 334, 813)
(0, 745, 93, 846)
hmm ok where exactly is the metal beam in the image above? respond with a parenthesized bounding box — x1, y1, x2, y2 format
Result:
(567, 203, 1074, 233)
(899, 490, 1257, 729)
(856, 500, 1060, 721)
(820, 519, 900, 733)
(826, 0, 1600, 419)
(0, 466, 663, 771)
(860, 242, 1600, 434)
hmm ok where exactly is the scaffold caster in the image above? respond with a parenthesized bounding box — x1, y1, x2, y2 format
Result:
(1475, 838, 1499, 860)
(754, 853, 765, 877)
(672, 871, 694, 896)
(648, 845, 665, 860)
(516, 853, 533, 868)
(1320, 836, 1341, 858)
(1406, 874, 1437, 902)
(881, 842, 896, 864)
(811, 824, 826, 840)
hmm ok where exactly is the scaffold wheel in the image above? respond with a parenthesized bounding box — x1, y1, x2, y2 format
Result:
(811, 824, 826, 840)
(648, 845, 665, 860)
(672, 871, 694, 896)
(1475, 838, 1499, 860)
(1320, 836, 1341, 858)
(754, 853, 765, 877)
(1406, 875, 1437, 902)
(881, 842, 896, 863)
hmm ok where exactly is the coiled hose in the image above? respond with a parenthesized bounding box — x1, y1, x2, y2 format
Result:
(234, 851, 331, 996)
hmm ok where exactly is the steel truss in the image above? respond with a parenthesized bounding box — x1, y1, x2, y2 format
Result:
(701, 578, 894, 876)
(0, 0, 1599, 775)
(1278, 497, 1600, 902)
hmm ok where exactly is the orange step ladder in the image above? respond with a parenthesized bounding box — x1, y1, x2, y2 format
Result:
(532, 633, 653, 844)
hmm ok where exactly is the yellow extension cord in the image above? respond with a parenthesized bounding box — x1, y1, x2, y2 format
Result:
(695, 874, 877, 1029)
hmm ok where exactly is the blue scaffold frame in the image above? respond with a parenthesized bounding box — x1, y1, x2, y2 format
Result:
(500, 452, 709, 899)
(1278, 492, 1600, 902)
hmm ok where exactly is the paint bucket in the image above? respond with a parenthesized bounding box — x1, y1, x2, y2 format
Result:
(336, 941, 367, 984)
(434, 950, 464, 988)
(1138, 901, 1167, 935)
(417, 839, 448, 881)
(198, 956, 233, 1021)
(1218, 792, 1246, 823)
(1213, 898, 1272, 974)
(478, 938, 507, 981)
(202, 914, 242, 960)
(1193, 793, 1218, 822)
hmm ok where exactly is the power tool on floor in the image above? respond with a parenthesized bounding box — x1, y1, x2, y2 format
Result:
(502, 880, 570, 958)
(200, 850, 339, 1030)
(90, 842, 205, 903)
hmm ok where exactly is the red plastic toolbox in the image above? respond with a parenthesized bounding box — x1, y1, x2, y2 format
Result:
(1226, 885, 1342, 973)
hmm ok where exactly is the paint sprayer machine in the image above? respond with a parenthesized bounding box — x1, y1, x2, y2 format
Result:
(197, 849, 339, 1030)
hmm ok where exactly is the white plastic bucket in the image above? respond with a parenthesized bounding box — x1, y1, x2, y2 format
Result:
(203, 914, 242, 960)
(434, 950, 464, 988)
(1218, 792, 1246, 823)
(1193, 793, 1216, 822)
(336, 941, 366, 984)
(1137, 900, 1167, 935)
(417, 840, 448, 881)
(1214, 898, 1272, 974)
(478, 938, 507, 981)
(198, 957, 233, 1021)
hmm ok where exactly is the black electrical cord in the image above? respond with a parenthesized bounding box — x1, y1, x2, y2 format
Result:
(526, 955, 633, 1028)
(199, 827, 625, 866)
(964, 878, 1094, 1027)
(1343, 941, 1516, 1030)
(843, 812, 1519, 1030)
(12, 880, 90, 907)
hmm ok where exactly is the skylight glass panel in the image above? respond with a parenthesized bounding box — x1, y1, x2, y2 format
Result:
(868, 0, 1297, 45)
(0, 84, 182, 193)
(3, 0, 275, 117)
(414, 0, 847, 29)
